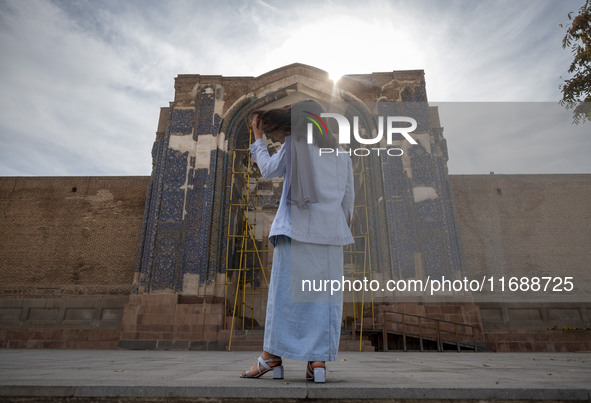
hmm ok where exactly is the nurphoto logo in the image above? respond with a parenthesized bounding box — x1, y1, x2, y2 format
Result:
(304, 111, 418, 157)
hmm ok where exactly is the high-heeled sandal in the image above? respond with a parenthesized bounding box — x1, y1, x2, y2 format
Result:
(306, 361, 326, 383)
(240, 355, 284, 379)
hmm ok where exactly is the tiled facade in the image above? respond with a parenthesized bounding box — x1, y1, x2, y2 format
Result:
(135, 64, 465, 300)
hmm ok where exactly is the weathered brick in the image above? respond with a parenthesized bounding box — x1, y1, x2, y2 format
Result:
(140, 313, 174, 326)
(187, 340, 206, 350)
(136, 332, 164, 339)
(157, 340, 189, 350)
(118, 340, 157, 350)
(0, 177, 147, 297)
(119, 332, 139, 340)
(202, 325, 219, 341)
(86, 330, 120, 342)
(25, 340, 46, 349)
(6, 340, 27, 348)
(136, 324, 173, 333)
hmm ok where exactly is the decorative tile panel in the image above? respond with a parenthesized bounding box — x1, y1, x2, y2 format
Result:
(169, 109, 194, 135)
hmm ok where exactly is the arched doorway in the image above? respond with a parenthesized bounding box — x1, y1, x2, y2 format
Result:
(215, 85, 384, 349)
(218, 87, 308, 333)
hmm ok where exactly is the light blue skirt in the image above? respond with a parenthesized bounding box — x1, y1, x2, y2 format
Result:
(263, 236, 343, 361)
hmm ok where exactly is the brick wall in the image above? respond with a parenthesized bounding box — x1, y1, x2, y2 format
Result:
(1, 174, 590, 351)
(450, 174, 591, 302)
(451, 175, 591, 351)
(0, 176, 148, 295)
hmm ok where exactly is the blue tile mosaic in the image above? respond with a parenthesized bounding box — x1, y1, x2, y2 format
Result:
(422, 231, 450, 277)
(163, 149, 187, 188)
(436, 158, 466, 277)
(169, 108, 194, 134)
(152, 237, 179, 290)
(393, 200, 419, 279)
(382, 155, 409, 198)
(159, 188, 184, 222)
(379, 101, 430, 134)
(137, 133, 169, 292)
(409, 145, 435, 186)
(416, 199, 441, 221)
(213, 113, 222, 136)
(195, 87, 216, 136)
(151, 137, 162, 166)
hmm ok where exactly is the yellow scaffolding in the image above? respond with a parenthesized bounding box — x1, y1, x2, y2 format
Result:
(223, 118, 375, 351)
(343, 152, 375, 350)
(223, 118, 275, 351)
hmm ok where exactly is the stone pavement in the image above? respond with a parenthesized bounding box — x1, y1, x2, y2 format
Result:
(0, 349, 590, 401)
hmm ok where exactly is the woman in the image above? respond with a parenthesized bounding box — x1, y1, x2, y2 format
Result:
(240, 100, 354, 383)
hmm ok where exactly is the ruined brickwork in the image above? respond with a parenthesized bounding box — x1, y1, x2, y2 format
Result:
(134, 64, 443, 299)
(1, 64, 589, 352)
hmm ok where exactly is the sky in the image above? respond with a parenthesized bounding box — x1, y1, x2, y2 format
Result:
(0, 0, 589, 176)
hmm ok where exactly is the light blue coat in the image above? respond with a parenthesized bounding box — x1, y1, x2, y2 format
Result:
(250, 136, 354, 246)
